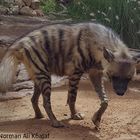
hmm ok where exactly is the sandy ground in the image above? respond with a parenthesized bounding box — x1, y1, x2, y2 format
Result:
(0, 79, 140, 140)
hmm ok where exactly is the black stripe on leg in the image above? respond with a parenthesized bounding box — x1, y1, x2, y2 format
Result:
(42, 86, 51, 94)
(68, 89, 77, 103)
(36, 75, 50, 81)
(40, 80, 51, 93)
(35, 72, 50, 79)
(69, 84, 78, 90)
(41, 80, 51, 87)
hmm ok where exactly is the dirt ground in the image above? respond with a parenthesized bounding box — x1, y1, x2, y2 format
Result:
(0, 79, 140, 140)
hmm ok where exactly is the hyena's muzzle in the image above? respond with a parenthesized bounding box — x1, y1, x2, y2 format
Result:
(112, 76, 131, 96)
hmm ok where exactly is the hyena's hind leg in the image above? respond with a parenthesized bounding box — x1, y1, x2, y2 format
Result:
(31, 83, 44, 119)
(35, 72, 64, 128)
(67, 69, 84, 120)
(89, 69, 108, 129)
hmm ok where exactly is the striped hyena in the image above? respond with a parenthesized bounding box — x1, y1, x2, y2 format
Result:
(0, 23, 138, 128)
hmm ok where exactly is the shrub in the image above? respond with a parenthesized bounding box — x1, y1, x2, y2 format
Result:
(41, 0, 56, 13)
(67, 0, 140, 49)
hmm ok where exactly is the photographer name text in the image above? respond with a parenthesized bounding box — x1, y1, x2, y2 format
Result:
(0, 133, 50, 139)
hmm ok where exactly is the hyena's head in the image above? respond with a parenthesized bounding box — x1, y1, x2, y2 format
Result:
(103, 48, 139, 96)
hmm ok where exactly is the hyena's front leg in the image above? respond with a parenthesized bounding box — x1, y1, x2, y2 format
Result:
(31, 83, 44, 119)
(67, 70, 84, 120)
(35, 72, 64, 128)
(89, 69, 108, 129)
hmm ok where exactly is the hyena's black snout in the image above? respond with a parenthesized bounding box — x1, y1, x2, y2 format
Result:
(112, 76, 130, 96)
(115, 89, 126, 96)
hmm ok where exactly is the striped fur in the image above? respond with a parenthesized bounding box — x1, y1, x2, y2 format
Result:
(0, 22, 137, 128)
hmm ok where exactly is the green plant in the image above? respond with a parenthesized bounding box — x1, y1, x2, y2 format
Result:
(67, 0, 140, 49)
(41, 0, 56, 13)
(0, 0, 4, 5)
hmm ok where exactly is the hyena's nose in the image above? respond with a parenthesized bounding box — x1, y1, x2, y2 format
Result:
(116, 92, 124, 96)
(113, 83, 127, 96)
(115, 88, 126, 96)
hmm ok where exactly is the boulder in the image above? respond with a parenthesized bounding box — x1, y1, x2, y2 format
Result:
(35, 9, 44, 16)
(15, 0, 25, 9)
(4, 0, 15, 5)
(20, 6, 37, 16)
(0, 5, 8, 15)
(12, 81, 34, 91)
(9, 5, 19, 15)
(31, 0, 40, 10)
(16, 64, 30, 83)
(22, 0, 32, 7)
(0, 91, 32, 101)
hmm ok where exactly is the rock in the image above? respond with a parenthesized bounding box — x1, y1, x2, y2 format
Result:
(9, 5, 19, 15)
(23, 0, 32, 7)
(4, 0, 15, 5)
(35, 9, 44, 16)
(51, 76, 68, 87)
(1, 0, 43, 16)
(12, 81, 34, 91)
(20, 6, 37, 16)
(15, 0, 25, 9)
(0, 91, 32, 101)
(16, 64, 30, 83)
(31, 0, 40, 10)
(0, 5, 8, 15)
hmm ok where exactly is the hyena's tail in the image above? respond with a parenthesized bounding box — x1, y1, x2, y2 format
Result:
(0, 49, 19, 93)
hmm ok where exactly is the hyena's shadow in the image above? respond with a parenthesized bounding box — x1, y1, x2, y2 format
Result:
(0, 118, 100, 140)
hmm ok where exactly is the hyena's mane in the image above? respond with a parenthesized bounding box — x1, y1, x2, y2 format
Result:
(97, 23, 131, 59)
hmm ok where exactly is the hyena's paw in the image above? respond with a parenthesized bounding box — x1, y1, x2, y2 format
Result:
(35, 113, 44, 119)
(71, 112, 85, 120)
(51, 120, 64, 128)
(92, 112, 101, 128)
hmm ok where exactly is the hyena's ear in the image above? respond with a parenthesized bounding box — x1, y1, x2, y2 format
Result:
(103, 47, 115, 62)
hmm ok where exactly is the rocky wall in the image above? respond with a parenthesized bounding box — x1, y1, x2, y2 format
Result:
(0, 0, 44, 16)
